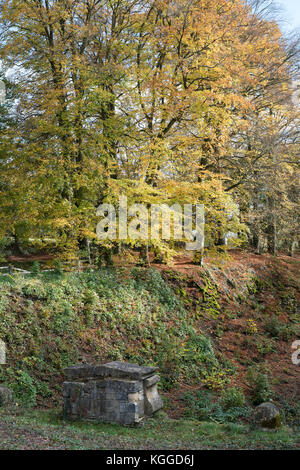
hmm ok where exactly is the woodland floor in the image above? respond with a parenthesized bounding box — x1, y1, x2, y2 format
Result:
(0, 407, 299, 450)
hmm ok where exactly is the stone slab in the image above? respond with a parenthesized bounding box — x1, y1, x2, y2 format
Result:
(93, 361, 158, 380)
(64, 361, 158, 381)
(144, 374, 160, 387)
(64, 364, 94, 381)
(0, 340, 5, 365)
(63, 361, 162, 425)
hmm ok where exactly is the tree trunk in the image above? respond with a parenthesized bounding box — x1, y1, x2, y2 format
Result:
(139, 244, 150, 266)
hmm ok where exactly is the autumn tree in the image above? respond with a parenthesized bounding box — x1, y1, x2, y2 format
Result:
(0, 0, 298, 262)
(0, 0, 142, 257)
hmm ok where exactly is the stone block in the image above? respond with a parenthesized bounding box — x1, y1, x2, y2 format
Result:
(62, 361, 163, 425)
(64, 364, 94, 381)
(144, 374, 160, 387)
(144, 380, 163, 416)
(0, 386, 14, 406)
(0, 340, 5, 365)
(93, 361, 158, 380)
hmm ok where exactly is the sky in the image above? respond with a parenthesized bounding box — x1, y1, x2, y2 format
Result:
(276, 0, 300, 31)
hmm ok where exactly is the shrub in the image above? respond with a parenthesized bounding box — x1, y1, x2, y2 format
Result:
(31, 261, 40, 276)
(184, 390, 250, 424)
(255, 337, 277, 355)
(7, 369, 37, 407)
(220, 387, 245, 410)
(0, 268, 231, 405)
(246, 319, 258, 335)
(246, 364, 274, 405)
(280, 290, 297, 314)
(264, 317, 299, 341)
(21, 279, 47, 300)
(264, 317, 283, 338)
(278, 399, 300, 426)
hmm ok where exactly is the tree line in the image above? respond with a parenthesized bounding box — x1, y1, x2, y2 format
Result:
(0, 0, 299, 263)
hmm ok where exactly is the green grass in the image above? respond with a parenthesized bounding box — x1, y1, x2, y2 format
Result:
(0, 407, 299, 450)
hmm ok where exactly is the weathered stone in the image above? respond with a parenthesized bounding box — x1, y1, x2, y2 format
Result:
(0, 386, 14, 406)
(252, 402, 281, 429)
(144, 374, 160, 388)
(144, 380, 163, 416)
(93, 361, 158, 380)
(64, 364, 94, 381)
(62, 361, 163, 425)
(0, 340, 5, 365)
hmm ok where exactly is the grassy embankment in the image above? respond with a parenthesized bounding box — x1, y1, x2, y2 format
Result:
(0, 254, 299, 449)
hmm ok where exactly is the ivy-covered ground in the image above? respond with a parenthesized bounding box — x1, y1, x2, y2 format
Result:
(0, 267, 235, 407)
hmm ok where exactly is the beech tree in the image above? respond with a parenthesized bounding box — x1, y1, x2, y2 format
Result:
(0, 0, 298, 262)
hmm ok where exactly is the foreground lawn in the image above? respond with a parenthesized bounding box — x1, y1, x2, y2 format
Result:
(0, 408, 299, 450)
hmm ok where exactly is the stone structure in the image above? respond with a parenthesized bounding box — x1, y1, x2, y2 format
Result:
(0, 339, 13, 408)
(0, 339, 5, 365)
(252, 402, 281, 429)
(62, 361, 163, 425)
(0, 386, 14, 407)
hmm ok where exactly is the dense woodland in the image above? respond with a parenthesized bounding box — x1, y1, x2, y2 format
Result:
(0, 0, 299, 263)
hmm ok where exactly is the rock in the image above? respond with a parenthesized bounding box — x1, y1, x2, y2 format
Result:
(0, 386, 14, 406)
(144, 374, 160, 388)
(143, 375, 163, 416)
(252, 402, 281, 429)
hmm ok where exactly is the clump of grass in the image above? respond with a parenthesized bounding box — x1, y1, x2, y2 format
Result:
(183, 387, 250, 424)
(246, 364, 274, 405)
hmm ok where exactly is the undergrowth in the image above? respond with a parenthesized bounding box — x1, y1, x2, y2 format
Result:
(183, 387, 251, 424)
(0, 268, 233, 406)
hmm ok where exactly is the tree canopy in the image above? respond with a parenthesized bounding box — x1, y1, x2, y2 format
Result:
(0, 0, 299, 262)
